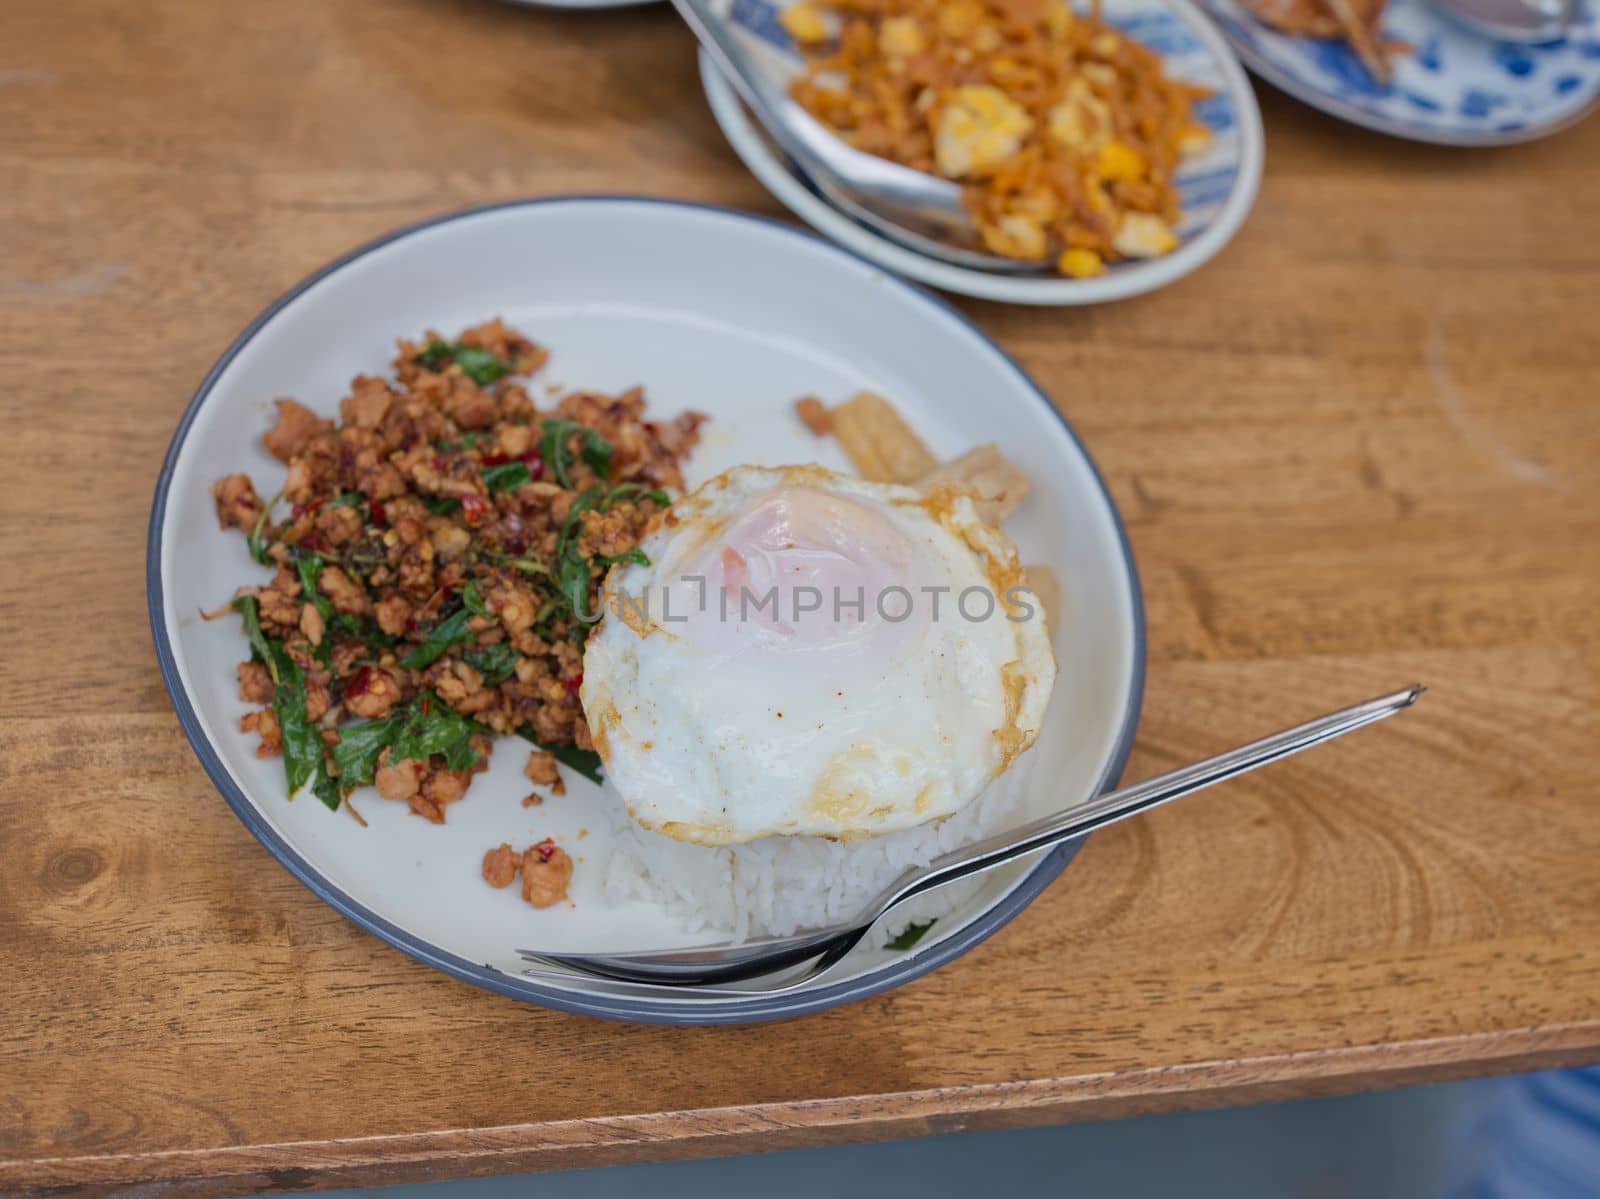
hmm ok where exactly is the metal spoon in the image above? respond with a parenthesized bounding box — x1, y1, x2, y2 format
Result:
(520, 684, 1423, 995)
(671, 0, 1048, 275)
(1426, 0, 1575, 43)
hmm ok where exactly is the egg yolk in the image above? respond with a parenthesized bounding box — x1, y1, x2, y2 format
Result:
(672, 486, 930, 658)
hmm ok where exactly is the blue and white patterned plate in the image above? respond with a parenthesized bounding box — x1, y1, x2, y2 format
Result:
(701, 0, 1263, 305)
(1200, 0, 1600, 143)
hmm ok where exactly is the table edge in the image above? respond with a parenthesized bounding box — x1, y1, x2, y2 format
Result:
(7, 1023, 1599, 1197)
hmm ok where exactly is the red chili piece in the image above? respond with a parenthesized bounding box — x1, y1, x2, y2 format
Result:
(563, 673, 583, 696)
(532, 837, 557, 862)
(368, 499, 387, 525)
(460, 495, 490, 526)
(345, 665, 375, 697)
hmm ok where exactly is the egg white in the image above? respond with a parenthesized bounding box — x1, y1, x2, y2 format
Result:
(581, 464, 1056, 845)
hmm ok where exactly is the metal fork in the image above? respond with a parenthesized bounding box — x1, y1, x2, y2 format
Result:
(672, 0, 1049, 275)
(519, 685, 1423, 999)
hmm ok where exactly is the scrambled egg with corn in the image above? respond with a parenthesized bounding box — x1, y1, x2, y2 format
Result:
(935, 86, 1033, 178)
(787, 0, 1214, 276)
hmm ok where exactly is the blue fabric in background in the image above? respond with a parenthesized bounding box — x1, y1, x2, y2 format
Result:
(1439, 1067, 1600, 1199)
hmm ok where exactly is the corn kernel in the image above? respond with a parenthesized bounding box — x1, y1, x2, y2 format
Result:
(1058, 248, 1105, 278)
(780, 3, 829, 44)
(879, 16, 925, 56)
(1096, 140, 1145, 182)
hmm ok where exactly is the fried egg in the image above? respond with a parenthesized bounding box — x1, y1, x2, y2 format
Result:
(581, 465, 1056, 846)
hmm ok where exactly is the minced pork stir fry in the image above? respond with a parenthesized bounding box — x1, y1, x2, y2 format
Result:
(210, 319, 703, 903)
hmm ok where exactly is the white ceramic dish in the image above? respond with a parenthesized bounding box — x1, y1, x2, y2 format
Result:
(1200, 0, 1600, 145)
(700, 0, 1264, 305)
(148, 197, 1145, 1023)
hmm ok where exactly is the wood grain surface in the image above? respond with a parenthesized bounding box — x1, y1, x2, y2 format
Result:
(2, 0, 1598, 1194)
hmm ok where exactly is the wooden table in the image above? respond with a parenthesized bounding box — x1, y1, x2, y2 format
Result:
(3, 0, 1598, 1193)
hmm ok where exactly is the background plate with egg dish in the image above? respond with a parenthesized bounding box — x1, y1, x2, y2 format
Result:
(700, 0, 1264, 304)
(149, 197, 1144, 1023)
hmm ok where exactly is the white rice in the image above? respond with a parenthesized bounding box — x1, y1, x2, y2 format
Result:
(601, 757, 1036, 939)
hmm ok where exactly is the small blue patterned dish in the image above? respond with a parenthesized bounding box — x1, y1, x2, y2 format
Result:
(1200, 0, 1600, 143)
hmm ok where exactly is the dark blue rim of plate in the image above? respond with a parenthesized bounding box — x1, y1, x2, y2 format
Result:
(145, 195, 1147, 1025)
(1198, 0, 1600, 146)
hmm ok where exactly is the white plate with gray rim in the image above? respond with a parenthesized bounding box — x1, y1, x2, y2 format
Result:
(147, 196, 1145, 1023)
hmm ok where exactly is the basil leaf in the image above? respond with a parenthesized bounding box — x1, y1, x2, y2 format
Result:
(326, 491, 364, 509)
(416, 340, 511, 386)
(885, 918, 937, 951)
(230, 595, 278, 685)
(482, 461, 531, 494)
(311, 768, 343, 812)
(497, 555, 550, 579)
(434, 432, 482, 452)
(328, 611, 397, 650)
(269, 643, 320, 797)
(578, 433, 613, 478)
(294, 553, 331, 620)
(247, 489, 282, 565)
(399, 581, 486, 669)
(398, 605, 474, 670)
(416, 339, 452, 371)
(232, 596, 322, 799)
(292, 552, 336, 665)
(558, 489, 602, 554)
(422, 495, 461, 517)
(552, 489, 604, 623)
(517, 728, 604, 785)
(332, 693, 484, 789)
(560, 555, 595, 624)
(330, 717, 398, 788)
(541, 419, 613, 489)
(600, 483, 672, 512)
(390, 692, 483, 773)
(453, 345, 511, 387)
(463, 642, 516, 685)
(600, 547, 650, 569)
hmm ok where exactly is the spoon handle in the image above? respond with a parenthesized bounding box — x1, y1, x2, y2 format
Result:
(671, 0, 805, 159)
(890, 684, 1424, 909)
